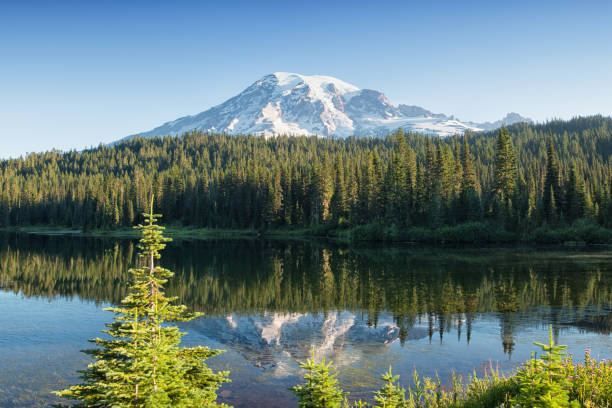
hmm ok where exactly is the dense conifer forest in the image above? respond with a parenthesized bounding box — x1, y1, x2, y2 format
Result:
(2, 115, 612, 242)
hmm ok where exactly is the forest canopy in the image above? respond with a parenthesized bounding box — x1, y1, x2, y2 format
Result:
(1, 115, 612, 242)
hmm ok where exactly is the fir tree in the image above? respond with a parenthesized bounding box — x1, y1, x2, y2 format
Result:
(492, 127, 518, 225)
(373, 367, 408, 408)
(565, 163, 586, 222)
(291, 348, 346, 408)
(543, 136, 561, 224)
(55, 199, 230, 407)
(493, 127, 518, 200)
(424, 138, 436, 202)
(459, 135, 480, 222)
(330, 157, 347, 223)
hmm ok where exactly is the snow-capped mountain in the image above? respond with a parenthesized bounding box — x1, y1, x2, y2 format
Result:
(121, 72, 531, 141)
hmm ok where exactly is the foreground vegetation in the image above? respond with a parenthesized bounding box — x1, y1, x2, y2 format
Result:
(2, 116, 612, 243)
(52, 210, 611, 407)
(292, 329, 612, 408)
(55, 204, 230, 407)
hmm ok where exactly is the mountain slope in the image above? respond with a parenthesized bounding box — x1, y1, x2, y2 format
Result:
(467, 112, 532, 131)
(121, 72, 530, 141)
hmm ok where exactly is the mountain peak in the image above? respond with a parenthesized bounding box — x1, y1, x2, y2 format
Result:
(471, 112, 533, 131)
(119, 73, 529, 143)
(268, 72, 361, 95)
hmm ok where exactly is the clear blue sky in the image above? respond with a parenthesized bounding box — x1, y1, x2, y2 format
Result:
(1, 0, 611, 158)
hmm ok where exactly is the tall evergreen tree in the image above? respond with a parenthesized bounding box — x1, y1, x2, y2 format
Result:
(291, 349, 346, 408)
(493, 127, 518, 200)
(330, 157, 347, 223)
(542, 136, 562, 224)
(565, 163, 586, 222)
(424, 138, 436, 202)
(55, 200, 230, 407)
(459, 135, 481, 222)
(492, 128, 518, 227)
(385, 132, 408, 223)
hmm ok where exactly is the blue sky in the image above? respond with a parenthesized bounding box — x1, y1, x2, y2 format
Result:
(1, 0, 611, 158)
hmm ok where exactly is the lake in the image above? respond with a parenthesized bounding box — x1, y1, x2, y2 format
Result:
(0, 233, 611, 407)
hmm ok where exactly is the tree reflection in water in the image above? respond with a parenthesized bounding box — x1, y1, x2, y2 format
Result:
(1, 233, 611, 355)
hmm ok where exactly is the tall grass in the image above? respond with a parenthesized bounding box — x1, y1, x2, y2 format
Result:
(292, 327, 612, 407)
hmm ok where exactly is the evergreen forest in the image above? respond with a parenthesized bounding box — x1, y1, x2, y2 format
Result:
(2, 115, 612, 243)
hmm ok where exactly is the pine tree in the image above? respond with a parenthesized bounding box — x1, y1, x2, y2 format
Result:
(291, 349, 346, 408)
(414, 162, 426, 222)
(405, 146, 417, 225)
(330, 157, 347, 224)
(264, 168, 283, 227)
(459, 135, 480, 222)
(362, 151, 383, 221)
(492, 128, 518, 225)
(565, 163, 586, 222)
(55, 199, 230, 407)
(310, 161, 327, 225)
(453, 139, 463, 195)
(493, 127, 517, 200)
(424, 138, 435, 202)
(436, 140, 453, 205)
(543, 136, 561, 224)
(373, 367, 408, 408)
(511, 326, 572, 407)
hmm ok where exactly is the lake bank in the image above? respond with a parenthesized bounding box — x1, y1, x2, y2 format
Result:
(3, 220, 612, 246)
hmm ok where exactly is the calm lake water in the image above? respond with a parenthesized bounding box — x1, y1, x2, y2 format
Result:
(0, 233, 611, 407)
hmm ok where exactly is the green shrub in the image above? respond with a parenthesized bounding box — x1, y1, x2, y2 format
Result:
(512, 327, 575, 407)
(293, 327, 611, 408)
(291, 348, 347, 408)
(563, 350, 612, 407)
(372, 367, 408, 407)
(529, 219, 612, 244)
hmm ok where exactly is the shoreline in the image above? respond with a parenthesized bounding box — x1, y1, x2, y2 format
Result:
(2, 224, 612, 247)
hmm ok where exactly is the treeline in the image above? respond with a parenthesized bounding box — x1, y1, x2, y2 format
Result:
(1, 116, 612, 240)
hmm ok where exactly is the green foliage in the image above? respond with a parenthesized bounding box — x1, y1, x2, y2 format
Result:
(54, 201, 230, 407)
(508, 326, 612, 407)
(293, 332, 612, 408)
(512, 326, 574, 408)
(344, 221, 516, 243)
(529, 218, 612, 244)
(2, 116, 612, 243)
(373, 367, 408, 408)
(565, 163, 587, 223)
(564, 350, 612, 407)
(513, 326, 612, 407)
(493, 127, 518, 201)
(291, 348, 347, 408)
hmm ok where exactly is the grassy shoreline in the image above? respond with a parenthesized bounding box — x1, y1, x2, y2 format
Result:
(3, 219, 612, 246)
(0, 225, 333, 241)
(0, 225, 261, 240)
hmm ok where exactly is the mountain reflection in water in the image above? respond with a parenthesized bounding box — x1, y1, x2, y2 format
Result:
(1, 233, 611, 407)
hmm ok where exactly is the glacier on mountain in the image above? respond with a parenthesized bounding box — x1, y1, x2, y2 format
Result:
(120, 72, 531, 142)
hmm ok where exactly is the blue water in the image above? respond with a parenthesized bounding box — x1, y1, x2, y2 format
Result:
(0, 235, 611, 407)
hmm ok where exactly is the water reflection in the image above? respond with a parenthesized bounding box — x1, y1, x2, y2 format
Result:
(1, 233, 611, 407)
(2, 234, 611, 332)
